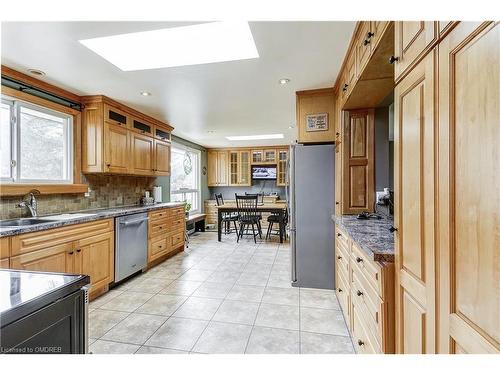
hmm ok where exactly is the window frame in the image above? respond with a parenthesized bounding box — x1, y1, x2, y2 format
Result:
(1, 95, 74, 185)
(170, 142, 201, 214)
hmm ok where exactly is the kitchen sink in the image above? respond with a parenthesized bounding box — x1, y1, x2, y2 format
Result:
(0, 218, 59, 227)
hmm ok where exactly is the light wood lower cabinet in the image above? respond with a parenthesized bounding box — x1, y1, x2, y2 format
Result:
(1, 237, 10, 268)
(9, 219, 114, 299)
(335, 225, 395, 354)
(148, 207, 185, 265)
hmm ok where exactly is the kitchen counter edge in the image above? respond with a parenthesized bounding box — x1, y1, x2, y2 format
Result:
(0, 203, 185, 238)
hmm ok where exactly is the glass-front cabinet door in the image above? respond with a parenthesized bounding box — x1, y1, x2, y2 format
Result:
(252, 150, 263, 163)
(264, 149, 276, 163)
(239, 150, 250, 185)
(277, 149, 288, 186)
(229, 151, 238, 185)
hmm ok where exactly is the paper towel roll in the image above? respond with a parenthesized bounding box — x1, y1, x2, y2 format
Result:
(153, 186, 162, 203)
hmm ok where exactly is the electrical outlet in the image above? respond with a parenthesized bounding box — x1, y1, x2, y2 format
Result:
(84, 187, 91, 198)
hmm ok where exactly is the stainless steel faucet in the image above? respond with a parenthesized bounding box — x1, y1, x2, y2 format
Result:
(17, 189, 41, 217)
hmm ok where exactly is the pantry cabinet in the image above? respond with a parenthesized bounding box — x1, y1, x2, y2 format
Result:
(436, 21, 499, 354)
(82, 95, 172, 177)
(394, 50, 436, 354)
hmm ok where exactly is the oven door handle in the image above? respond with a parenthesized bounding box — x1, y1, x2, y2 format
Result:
(120, 218, 149, 226)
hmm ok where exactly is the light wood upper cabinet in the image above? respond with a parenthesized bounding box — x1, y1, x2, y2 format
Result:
(264, 149, 276, 163)
(131, 132, 154, 175)
(436, 22, 499, 354)
(356, 22, 373, 75)
(394, 51, 436, 354)
(370, 21, 389, 51)
(208, 150, 229, 187)
(82, 95, 173, 176)
(296, 88, 336, 144)
(154, 139, 171, 176)
(104, 123, 130, 174)
(342, 109, 374, 214)
(251, 150, 264, 164)
(229, 150, 251, 186)
(394, 21, 437, 82)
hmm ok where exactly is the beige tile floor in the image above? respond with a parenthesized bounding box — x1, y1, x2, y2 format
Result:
(88, 231, 354, 354)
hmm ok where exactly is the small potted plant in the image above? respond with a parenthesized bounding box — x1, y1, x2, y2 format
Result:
(184, 202, 191, 217)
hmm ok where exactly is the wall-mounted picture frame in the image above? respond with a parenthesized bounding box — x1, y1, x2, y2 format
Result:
(306, 113, 329, 132)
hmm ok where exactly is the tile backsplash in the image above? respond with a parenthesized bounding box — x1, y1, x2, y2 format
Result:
(0, 175, 157, 220)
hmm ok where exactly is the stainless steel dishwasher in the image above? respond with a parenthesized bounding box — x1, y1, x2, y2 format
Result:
(115, 212, 148, 282)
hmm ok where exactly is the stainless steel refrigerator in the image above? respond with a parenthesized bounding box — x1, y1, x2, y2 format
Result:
(288, 143, 335, 290)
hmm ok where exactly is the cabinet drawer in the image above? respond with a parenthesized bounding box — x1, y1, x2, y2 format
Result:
(150, 209, 169, 221)
(169, 207, 185, 217)
(169, 216, 185, 229)
(352, 302, 380, 354)
(11, 219, 113, 256)
(335, 226, 349, 250)
(351, 269, 383, 347)
(170, 230, 185, 248)
(150, 222, 169, 237)
(350, 242, 383, 298)
(335, 242, 350, 281)
(336, 268, 350, 327)
(149, 236, 169, 258)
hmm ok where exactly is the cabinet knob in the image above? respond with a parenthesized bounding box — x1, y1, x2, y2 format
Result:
(357, 339, 364, 346)
(337, 233, 342, 237)
(389, 56, 399, 64)
(76, 249, 81, 253)
(356, 257, 363, 263)
(106, 163, 111, 167)
(68, 251, 74, 255)
(363, 39, 371, 46)
(337, 255, 342, 260)
(338, 288, 343, 292)
(367, 31, 374, 39)
(357, 290, 363, 296)
(389, 226, 398, 233)
(335, 201, 339, 205)
(159, 245, 162, 249)
(342, 83, 349, 92)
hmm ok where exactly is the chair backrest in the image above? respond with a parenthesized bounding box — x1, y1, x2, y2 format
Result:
(235, 194, 258, 221)
(245, 192, 264, 204)
(215, 193, 224, 206)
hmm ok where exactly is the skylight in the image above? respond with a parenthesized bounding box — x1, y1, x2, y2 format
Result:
(79, 22, 259, 71)
(226, 134, 284, 141)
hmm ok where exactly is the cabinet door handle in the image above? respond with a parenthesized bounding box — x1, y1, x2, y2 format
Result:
(357, 339, 364, 346)
(106, 163, 111, 167)
(357, 290, 363, 296)
(76, 249, 81, 253)
(337, 233, 342, 237)
(335, 201, 340, 205)
(389, 226, 398, 233)
(337, 255, 342, 260)
(363, 39, 371, 46)
(389, 55, 399, 64)
(356, 257, 363, 263)
(68, 251, 74, 255)
(367, 31, 374, 39)
(338, 288, 343, 292)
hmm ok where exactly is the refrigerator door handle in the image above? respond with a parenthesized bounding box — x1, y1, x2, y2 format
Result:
(289, 145, 297, 283)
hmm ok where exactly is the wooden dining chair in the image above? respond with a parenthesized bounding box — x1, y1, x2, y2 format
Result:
(215, 193, 238, 238)
(265, 207, 288, 241)
(235, 194, 262, 243)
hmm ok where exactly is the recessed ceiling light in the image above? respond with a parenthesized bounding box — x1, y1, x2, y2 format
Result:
(140, 91, 152, 96)
(79, 22, 259, 71)
(226, 134, 284, 141)
(279, 78, 290, 85)
(207, 130, 216, 134)
(27, 69, 46, 77)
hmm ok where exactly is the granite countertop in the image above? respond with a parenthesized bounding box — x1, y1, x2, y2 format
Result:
(0, 202, 184, 238)
(332, 214, 395, 263)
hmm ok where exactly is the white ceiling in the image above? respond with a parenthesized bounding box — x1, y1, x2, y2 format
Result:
(1, 21, 355, 148)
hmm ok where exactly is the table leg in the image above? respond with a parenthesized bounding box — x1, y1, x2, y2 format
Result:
(278, 210, 284, 244)
(217, 210, 222, 242)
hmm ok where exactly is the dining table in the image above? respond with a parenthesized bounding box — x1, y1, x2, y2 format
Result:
(216, 201, 288, 243)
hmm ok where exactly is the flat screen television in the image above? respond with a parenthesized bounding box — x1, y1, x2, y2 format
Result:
(252, 166, 277, 180)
